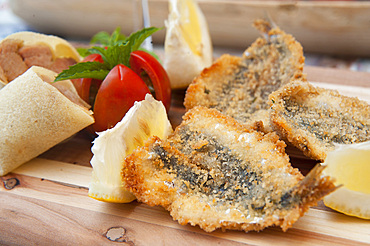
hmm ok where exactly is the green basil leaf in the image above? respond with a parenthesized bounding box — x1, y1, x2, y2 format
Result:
(87, 44, 130, 69)
(126, 27, 161, 52)
(54, 62, 109, 82)
(90, 31, 111, 46)
(110, 27, 127, 45)
(76, 47, 91, 58)
(55, 26, 162, 82)
(90, 27, 128, 46)
(88, 46, 109, 63)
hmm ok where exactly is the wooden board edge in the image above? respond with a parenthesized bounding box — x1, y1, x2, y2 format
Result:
(3, 163, 369, 244)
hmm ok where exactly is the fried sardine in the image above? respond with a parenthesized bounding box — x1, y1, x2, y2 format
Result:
(269, 80, 370, 161)
(122, 107, 336, 232)
(184, 19, 306, 128)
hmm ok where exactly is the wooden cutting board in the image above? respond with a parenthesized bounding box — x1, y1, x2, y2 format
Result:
(1, 65, 370, 245)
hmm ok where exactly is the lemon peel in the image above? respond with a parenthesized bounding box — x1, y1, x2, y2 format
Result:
(164, 0, 213, 89)
(88, 94, 173, 203)
(323, 141, 370, 219)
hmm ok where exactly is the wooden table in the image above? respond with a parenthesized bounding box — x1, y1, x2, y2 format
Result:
(1, 65, 370, 245)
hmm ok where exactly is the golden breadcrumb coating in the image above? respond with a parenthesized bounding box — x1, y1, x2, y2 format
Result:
(269, 80, 370, 161)
(122, 107, 336, 232)
(184, 19, 306, 129)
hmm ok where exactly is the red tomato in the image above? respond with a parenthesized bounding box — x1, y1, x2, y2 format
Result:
(129, 50, 171, 112)
(93, 64, 151, 132)
(72, 54, 104, 105)
(72, 51, 171, 133)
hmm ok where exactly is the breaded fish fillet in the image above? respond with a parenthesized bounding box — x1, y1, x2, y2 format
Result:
(269, 80, 370, 161)
(123, 107, 336, 232)
(184, 19, 305, 129)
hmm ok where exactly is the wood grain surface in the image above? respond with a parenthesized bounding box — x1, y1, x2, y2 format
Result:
(1, 65, 370, 245)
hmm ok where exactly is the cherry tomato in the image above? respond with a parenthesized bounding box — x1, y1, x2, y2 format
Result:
(72, 51, 171, 133)
(93, 64, 151, 132)
(129, 50, 171, 112)
(72, 54, 104, 105)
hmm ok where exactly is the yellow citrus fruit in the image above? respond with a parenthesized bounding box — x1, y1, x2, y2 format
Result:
(323, 141, 370, 219)
(164, 0, 213, 89)
(88, 94, 173, 203)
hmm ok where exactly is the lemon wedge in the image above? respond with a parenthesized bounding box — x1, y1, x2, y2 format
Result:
(88, 94, 173, 203)
(323, 141, 370, 219)
(164, 0, 213, 89)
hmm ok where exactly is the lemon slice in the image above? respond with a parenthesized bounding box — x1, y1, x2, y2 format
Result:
(164, 0, 213, 89)
(88, 94, 173, 203)
(323, 141, 370, 219)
